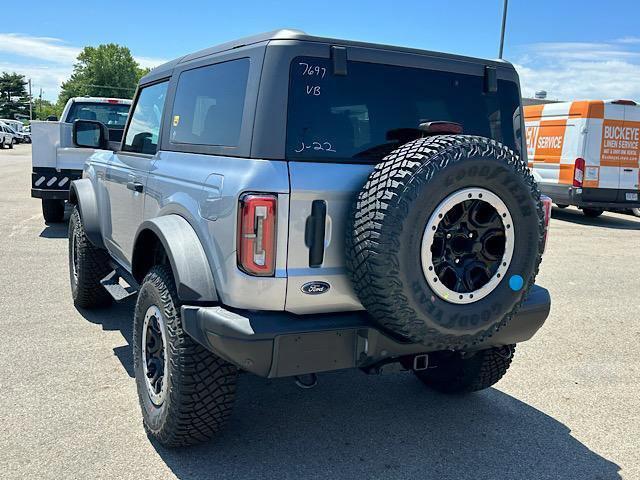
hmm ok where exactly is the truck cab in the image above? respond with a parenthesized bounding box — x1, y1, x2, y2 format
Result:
(30, 96, 132, 223)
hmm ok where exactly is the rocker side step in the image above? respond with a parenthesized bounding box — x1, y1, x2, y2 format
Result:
(100, 266, 139, 302)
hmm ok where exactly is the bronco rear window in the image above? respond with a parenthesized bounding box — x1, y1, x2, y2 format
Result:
(286, 57, 521, 163)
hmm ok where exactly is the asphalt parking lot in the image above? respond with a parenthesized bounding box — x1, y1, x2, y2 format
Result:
(0, 144, 638, 479)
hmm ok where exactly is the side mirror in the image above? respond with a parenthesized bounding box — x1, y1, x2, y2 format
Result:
(73, 119, 109, 149)
(46, 115, 58, 121)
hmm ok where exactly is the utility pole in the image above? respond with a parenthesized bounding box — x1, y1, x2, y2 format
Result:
(28, 79, 33, 120)
(498, 0, 509, 59)
(38, 88, 42, 119)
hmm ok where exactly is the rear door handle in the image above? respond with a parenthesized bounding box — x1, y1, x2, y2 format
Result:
(305, 200, 327, 268)
(624, 168, 633, 172)
(126, 181, 144, 193)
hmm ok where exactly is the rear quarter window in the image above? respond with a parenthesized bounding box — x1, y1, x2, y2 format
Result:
(286, 57, 521, 163)
(169, 58, 250, 147)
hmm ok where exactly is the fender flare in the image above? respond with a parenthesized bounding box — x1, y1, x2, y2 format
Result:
(68, 179, 104, 249)
(133, 215, 218, 303)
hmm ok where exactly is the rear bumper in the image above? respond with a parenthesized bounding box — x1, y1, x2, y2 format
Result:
(182, 284, 551, 378)
(31, 167, 82, 200)
(31, 189, 69, 200)
(541, 184, 640, 209)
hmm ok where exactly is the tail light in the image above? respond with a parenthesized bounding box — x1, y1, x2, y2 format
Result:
(573, 158, 585, 187)
(540, 195, 552, 253)
(237, 194, 277, 276)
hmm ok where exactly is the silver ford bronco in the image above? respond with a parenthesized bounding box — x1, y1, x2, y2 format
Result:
(67, 29, 552, 447)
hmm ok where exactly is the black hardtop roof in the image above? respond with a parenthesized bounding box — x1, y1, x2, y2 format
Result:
(140, 29, 511, 84)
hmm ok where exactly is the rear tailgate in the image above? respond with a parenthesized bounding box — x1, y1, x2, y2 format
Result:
(285, 162, 371, 314)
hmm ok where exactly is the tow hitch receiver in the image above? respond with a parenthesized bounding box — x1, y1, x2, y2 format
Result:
(413, 354, 429, 371)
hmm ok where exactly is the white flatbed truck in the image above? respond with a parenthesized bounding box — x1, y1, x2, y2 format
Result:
(31, 97, 131, 222)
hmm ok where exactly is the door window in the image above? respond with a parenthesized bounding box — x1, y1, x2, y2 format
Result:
(123, 81, 169, 155)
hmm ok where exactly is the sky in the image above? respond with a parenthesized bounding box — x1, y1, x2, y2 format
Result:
(1, 0, 639, 102)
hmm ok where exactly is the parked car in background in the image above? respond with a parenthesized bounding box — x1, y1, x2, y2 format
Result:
(524, 99, 640, 217)
(30, 96, 132, 222)
(0, 123, 17, 149)
(0, 119, 27, 143)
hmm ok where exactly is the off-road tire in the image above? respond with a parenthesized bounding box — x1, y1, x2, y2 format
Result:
(42, 199, 65, 223)
(68, 207, 112, 308)
(346, 135, 544, 349)
(134, 265, 238, 447)
(414, 345, 515, 393)
(583, 208, 603, 218)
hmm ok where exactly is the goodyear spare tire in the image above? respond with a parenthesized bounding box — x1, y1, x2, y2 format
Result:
(346, 135, 544, 349)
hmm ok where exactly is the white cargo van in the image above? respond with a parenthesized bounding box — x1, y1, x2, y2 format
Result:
(31, 97, 131, 222)
(524, 99, 640, 217)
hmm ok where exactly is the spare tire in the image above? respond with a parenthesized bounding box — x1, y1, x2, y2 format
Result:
(346, 135, 544, 349)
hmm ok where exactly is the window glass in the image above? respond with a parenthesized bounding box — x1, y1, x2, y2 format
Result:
(66, 102, 130, 128)
(287, 57, 521, 162)
(170, 58, 250, 147)
(123, 81, 168, 155)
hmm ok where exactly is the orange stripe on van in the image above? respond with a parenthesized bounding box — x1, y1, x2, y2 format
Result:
(569, 100, 604, 119)
(523, 104, 545, 121)
(559, 164, 574, 185)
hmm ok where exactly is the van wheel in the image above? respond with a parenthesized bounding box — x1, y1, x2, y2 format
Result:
(414, 345, 515, 393)
(582, 208, 603, 218)
(134, 265, 238, 447)
(68, 207, 112, 308)
(42, 199, 65, 223)
(347, 135, 544, 349)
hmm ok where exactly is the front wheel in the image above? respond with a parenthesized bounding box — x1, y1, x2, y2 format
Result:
(631, 208, 640, 218)
(134, 265, 238, 447)
(414, 345, 515, 393)
(68, 207, 112, 308)
(582, 208, 603, 218)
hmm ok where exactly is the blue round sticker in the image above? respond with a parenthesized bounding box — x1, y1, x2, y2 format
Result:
(509, 275, 524, 291)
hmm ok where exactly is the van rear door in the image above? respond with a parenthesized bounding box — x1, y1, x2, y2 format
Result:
(284, 55, 522, 314)
(617, 104, 640, 202)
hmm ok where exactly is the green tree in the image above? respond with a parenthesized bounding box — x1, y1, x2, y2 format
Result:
(33, 98, 62, 120)
(0, 72, 30, 119)
(58, 44, 150, 107)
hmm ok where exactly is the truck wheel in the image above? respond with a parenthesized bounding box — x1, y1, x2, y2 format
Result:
(582, 208, 603, 218)
(347, 135, 544, 349)
(414, 345, 515, 393)
(68, 207, 112, 308)
(42, 199, 65, 223)
(134, 265, 238, 447)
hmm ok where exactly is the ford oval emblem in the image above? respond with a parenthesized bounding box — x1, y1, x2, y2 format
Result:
(301, 281, 330, 295)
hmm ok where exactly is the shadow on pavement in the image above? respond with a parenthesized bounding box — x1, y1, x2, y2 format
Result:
(76, 299, 135, 378)
(39, 221, 69, 239)
(552, 207, 640, 230)
(74, 303, 620, 480)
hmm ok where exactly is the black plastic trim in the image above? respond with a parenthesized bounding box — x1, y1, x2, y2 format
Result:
(182, 285, 551, 378)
